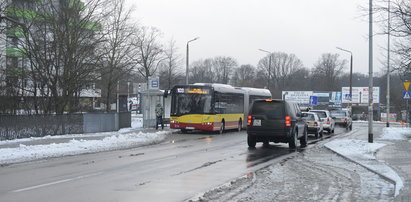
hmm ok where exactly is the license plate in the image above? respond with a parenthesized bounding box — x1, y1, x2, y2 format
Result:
(253, 119, 261, 126)
(186, 127, 195, 130)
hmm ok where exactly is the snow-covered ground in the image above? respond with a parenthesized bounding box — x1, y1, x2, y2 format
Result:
(325, 127, 411, 197)
(380, 127, 411, 141)
(0, 115, 171, 165)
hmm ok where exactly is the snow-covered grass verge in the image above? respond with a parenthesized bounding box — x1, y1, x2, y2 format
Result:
(0, 116, 145, 146)
(380, 127, 411, 141)
(325, 139, 386, 160)
(0, 131, 169, 165)
(325, 139, 403, 196)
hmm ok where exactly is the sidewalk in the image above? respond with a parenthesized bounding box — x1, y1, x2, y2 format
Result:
(325, 123, 411, 201)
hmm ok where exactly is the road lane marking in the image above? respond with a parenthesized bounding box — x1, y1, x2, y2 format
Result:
(11, 172, 103, 193)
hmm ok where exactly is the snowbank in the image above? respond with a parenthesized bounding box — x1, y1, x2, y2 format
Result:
(325, 139, 386, 160)
(0, 131, 169, 165)
(380, 127, 411, 141)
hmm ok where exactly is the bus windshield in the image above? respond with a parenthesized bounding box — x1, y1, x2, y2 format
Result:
(172, 93, 213, 115)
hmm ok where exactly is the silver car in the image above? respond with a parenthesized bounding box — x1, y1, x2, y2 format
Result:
(331, 110, 352, 131)
(302, 112, 324, 138)
(309, 110, 335, 134)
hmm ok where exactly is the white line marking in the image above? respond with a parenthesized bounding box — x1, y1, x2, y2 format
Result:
(12, 172, 103, 193)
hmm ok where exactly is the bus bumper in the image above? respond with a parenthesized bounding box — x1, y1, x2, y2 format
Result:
(170, 122, 216, 131)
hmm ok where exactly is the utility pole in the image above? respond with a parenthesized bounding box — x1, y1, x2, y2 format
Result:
(116, 81, 120, 113)
(386, 0, 391, 127)
(368, 0, 374, 143)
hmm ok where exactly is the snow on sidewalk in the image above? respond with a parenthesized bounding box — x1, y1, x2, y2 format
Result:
(0, 130, 169, 165)
(380, 127, 411, 141)
(325, 137, 404, 196)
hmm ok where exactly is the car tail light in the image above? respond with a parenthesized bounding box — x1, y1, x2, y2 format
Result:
(344, 119, 348, 123)
(285, 115, 291, 128)
(247, 115, 252, 126)
(326, 118, 330, 125)
(314, 122, 318, 127)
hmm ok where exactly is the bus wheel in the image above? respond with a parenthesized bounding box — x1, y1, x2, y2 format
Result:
(219, 121, 225, 134)
(181, 129, 188, 134)
(237, 119, 242, 132)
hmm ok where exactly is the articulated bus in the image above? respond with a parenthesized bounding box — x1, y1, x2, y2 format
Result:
(169, 83, 271, 133)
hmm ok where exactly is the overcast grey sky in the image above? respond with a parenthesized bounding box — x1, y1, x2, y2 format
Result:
(129, 0, 387, 74)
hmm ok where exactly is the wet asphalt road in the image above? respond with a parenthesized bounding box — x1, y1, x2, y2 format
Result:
(0, 127, 347, 202)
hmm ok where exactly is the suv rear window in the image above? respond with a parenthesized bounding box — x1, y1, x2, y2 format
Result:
(251, 101, 284, 119)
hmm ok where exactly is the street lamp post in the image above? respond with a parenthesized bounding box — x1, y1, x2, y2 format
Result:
(258, 49, 273, 89)
(336, 47, 353, 108)
(127, 81, 130, 111)
(368, 0, 374, 143)
(186, 37, 199, 85)
(116, 80, 119, 113)
(386, 0, 391, 127)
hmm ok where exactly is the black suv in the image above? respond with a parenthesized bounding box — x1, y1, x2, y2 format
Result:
(246, 99, 308, 148)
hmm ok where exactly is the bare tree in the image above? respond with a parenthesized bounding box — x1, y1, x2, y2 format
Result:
(257, 52, 303, 90)
(286, 68, 311, 91)
(4, 0, 110, 114)
(374, 0, 411, 75)
(0, 1, 7, 97)
(231, 64, 256, 87)
(190, 59, 214, 83)
(158, 38, 183, 89)
(132, 26, 164, 88)
(212, 56, 238, 84)
(100, 0, 136, 112)
(312, 53, 347, 91)
(189, 56, 237, 84)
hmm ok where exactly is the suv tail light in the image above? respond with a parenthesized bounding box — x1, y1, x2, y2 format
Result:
(326, 118, 330, 125)
(314, 122, 318, 127)
(247, 115, 252, 126)
(285, 115, 291, 128)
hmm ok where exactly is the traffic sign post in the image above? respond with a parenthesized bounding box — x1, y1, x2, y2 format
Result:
(309, 96, 318, 106)
(403, 91, 411, 100)
(403, 81, 411, 91)
(403, 81, 411, 127)
(345, 94, 351, 104)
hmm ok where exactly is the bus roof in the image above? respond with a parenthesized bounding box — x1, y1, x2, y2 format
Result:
(192, 83, 244, 94)
(173, 83, 271, 96)
(239, 87, 271, 97)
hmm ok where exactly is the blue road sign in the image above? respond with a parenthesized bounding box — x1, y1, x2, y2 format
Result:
(345, 94, 351, 100)
(403, 91, 411, 100)
(336, 92, 342, 101)
(309, 96, 318, 106)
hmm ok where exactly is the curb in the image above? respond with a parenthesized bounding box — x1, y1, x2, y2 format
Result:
(324, 144, 397, 197)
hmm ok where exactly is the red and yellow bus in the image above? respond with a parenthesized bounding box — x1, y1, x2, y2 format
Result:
(169, 83, 271, 133)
